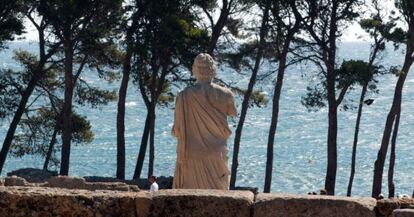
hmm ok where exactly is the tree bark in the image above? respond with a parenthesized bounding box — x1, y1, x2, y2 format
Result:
(347, 36, 382, 196)
(372, 18, 414, 198)
(372, 106, 396, 197)
(372, 59, 412, 197)
(133, 63, 168, 179)
(230, 0, 270, 190)
(207, 0, 229, 56)
(43, 125, 58, 170)
(0, 72, 41, 174)
(116, 39, 133, 179)
(60, 39, 74, 176)
(133, 110, 151, 179)
(264, 40, 290, 193)
(324, 1, 339, 195)
(388, 109, 400, 198)
(263, 67, 284, 193)
(0, 26, 48, 174)
(147, 113, 155, 178)
(325, 62, 337, 195)
(347, 83, 367, 196)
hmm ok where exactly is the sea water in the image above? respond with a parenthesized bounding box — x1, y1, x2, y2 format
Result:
(0, 41, 413, 196)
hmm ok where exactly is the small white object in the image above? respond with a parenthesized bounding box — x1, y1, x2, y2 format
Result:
(150, 182, 159, 195)
(400, 194, 409, 198)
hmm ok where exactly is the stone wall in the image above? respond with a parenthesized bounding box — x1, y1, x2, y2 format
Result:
(253, 193, 377, 217)
(377, 197, 414, 217)
(0, 186, 391, 217)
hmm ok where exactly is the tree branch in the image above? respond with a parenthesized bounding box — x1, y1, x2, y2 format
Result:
(336, 83, 350, 106)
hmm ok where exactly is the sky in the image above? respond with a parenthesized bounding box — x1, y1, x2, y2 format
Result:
(19, 19, 368, 43)
(18, 0, 397, 43)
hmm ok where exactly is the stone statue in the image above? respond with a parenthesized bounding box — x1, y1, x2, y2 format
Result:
(172, 53, 237, 190)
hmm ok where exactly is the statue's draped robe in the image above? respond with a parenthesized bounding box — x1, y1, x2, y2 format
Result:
(172, 83, 237, 189)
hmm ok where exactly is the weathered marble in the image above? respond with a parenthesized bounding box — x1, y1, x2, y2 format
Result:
(172, 53, 237, 190)
(252, 193, 377, 217)
(150, 189, 254, 217)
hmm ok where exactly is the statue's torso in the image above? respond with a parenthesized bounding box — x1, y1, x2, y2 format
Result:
(173, 83, 235, 190)
(181, 82, 235, 117)
(175, 82, 236, 157)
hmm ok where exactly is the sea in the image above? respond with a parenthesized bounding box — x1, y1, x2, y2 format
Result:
(0, 41, 413, 196)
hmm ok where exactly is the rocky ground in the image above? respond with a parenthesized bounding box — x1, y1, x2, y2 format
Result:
(6, 167, 258, 192)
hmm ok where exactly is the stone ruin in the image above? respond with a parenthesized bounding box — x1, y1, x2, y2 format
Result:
(1, 168, 413, 216)
(3, 175, 139, 192)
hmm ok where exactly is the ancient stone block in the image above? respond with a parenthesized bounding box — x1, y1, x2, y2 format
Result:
(0, 186, 150, 217)
(378, 198, 414, 217)
(7, 168, 57, 183)
(4, 176, 34, 187)
(252, 193, 377, 217)
(393, 209, 414, 217)
(42, 176, 139, 191)
(44, 176, 87, 189)
(150, 189, 254, 217)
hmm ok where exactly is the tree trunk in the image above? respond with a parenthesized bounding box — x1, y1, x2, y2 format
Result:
(372, 107, 396, 198)
(0, 72, 41, 174)
(116, 41, 133, 179)
(372, 23, 414, 198)
(346, 37, 381, 195)
(347, 84, 367, 196)
(230, 0, 271, 190)
(133, 110, 151, 179)
(133, 62, 167, 179)
(264, 43, 289, 193)
(372, 60, 411, 198)
(145, 66, 167, 179)
(324, 5, 340, 193)
(0, 27, 47, 174)
(325, 49, 338, 195)
(43, 125, 58, 170)
(388, 109, 400, 198)
(147, 113, 155, 178)
(207, 0, 229, 56)
(60, 39, 74, 176)
(325, 79, 337, 195)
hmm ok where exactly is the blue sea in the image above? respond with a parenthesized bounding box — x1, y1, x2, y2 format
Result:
(0, 41, 413, 196)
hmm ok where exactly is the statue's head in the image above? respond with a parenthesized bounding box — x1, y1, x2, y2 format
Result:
(192, 53, 216, 82)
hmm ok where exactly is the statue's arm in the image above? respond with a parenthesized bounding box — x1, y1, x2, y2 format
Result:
(227, 93, 237, 117)
(172, 93, 182, 138)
